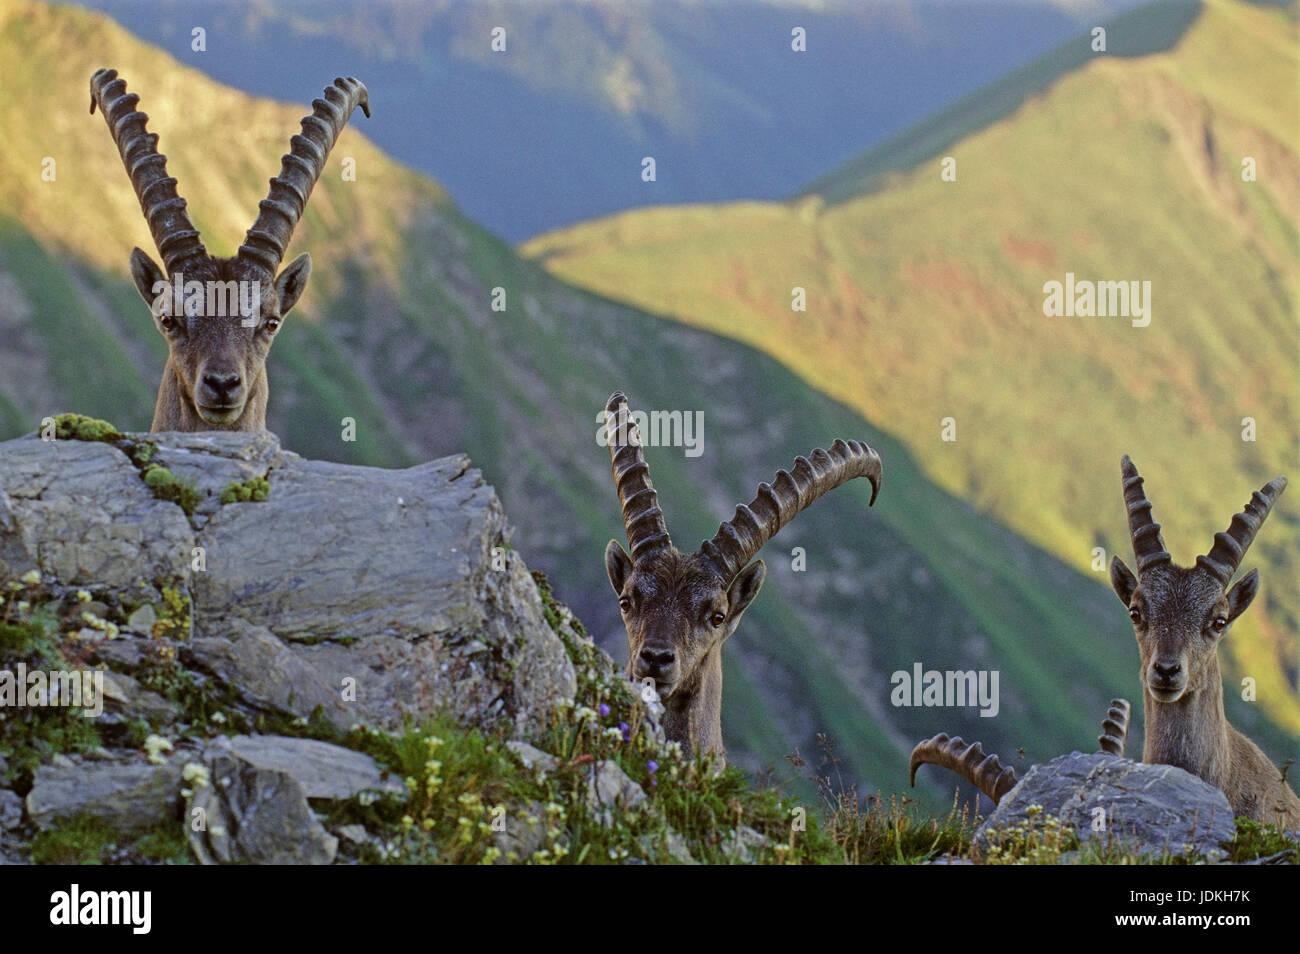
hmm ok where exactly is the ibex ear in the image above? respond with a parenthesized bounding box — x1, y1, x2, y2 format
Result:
(605, 540, 633, 595)
(129, 247, 165, 308)
(724, 560, 766, 638)
(274, 253, 312, 316)
(1226, 569, 1259, 624)
(1109, 556, 1137, 606)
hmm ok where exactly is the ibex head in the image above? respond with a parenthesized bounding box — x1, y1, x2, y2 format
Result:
(90, 69, 369, 430)
(1109, 456, 1286, 704)
(601, 392, 881, 754)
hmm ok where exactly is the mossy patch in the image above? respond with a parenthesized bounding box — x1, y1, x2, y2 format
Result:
(219, 476, 270, 504)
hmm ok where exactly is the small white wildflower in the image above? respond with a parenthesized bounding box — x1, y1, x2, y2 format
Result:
(19, 569, 41, 586)
(211, 712, 226, 724)
(143, 734, 173, 765)
(76, 590, 91, 602)
(182, 762, 210, 788)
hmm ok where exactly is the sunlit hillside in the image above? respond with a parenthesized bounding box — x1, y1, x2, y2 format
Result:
(524, 0, 1300, 734)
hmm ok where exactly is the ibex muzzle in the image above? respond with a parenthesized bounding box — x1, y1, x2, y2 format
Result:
(91, 69, 369, 431)
(602, 391, 882, 759)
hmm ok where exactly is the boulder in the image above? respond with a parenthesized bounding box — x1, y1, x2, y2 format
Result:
(978, 752, 1236, 858)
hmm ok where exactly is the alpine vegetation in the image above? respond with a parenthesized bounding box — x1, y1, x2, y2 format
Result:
(90, 69, 370, 431)
(601, 390, 882, 762)
(1109, 456, 1300, 828)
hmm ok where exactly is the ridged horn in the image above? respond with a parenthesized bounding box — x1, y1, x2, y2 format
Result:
(909, 733, 1018, 804)
(1120, 455, 1171, 573)
(700, 439, 881, 584)
(1195, 477, 1287, 586)
(1097, 698, 1131, 757)
(238, 76, 370, 276)
(605, 392, 672, 564)
(90, 68, 207, 275)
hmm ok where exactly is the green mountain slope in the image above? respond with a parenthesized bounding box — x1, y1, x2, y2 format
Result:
(1, 0, 1294, 808)
(524, 0, 1300, 739)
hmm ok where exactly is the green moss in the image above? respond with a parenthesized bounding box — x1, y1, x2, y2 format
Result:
(135, 825, 192, 864)
(219, 476, 271, 505)
(141, 465, 200, 515)
(51, 413, 123, 443)
(28, 814, 192, 865)
(28, 814, 120, 864)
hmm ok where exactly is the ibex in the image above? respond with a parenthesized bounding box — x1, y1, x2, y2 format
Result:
(1109, 456, 1299, 828)
(601, 391, 882, 762)
(910, 699, 1133, 805)
(90, 69, 370, 431)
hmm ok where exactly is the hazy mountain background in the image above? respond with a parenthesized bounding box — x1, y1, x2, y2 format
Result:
(0, 0, 1295, 807)
(72, 0, 1147, 240)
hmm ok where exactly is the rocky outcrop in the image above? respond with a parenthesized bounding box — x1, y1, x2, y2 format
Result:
(978, 752, 1237, 859)
(0, 428, 576, 736)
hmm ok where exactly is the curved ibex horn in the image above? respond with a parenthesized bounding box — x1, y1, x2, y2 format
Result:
(1120, 455, 1171, 573)
(605, 392, 672, 564)
(1097, 698, 1131, 757)
(238, 76, 370, 275)
(90, 69, 207, 275)
(1196, 477, 1287, 586)
(700, 439, 881, 584)
(910, 733, 1018, 805)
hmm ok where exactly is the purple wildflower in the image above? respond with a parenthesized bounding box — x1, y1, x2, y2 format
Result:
(646, 760, 658, 774)
(619, 722, 630, 742)
(598, 703, 610, 718)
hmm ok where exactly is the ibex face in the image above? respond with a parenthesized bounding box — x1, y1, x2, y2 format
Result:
(601, 391, 881, 757)
(605, 546, 764, 701)
(91, 69, 369, 431)
(127, 252, 309, 428)
(1108, 456, 1285, 704)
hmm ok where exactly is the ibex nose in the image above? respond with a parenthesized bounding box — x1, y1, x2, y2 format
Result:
(639, 646, 676, 670)
(202, 371, 243, 402)
(1153, 660, 1182, 681)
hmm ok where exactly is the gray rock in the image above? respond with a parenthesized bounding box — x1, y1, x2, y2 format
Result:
(189, 751, 336, 865)
(0, 429, 581, 736)
(100, 670, 178, 725)
(212, 735, 404, 801)
(187, 621, 352, 727)
(0, 789, 22, 830)
(507, 741, 559, 773)
(721, 824, 769, 863)
(978, 752, 1236, 858)
(26, 754, 184, 834)
(337, 824, 370, 845)
(586, 760, 646, 824)
(126, 604, 157, 635)
(493, 801, 549, 864)
(0, 439, 194, 591)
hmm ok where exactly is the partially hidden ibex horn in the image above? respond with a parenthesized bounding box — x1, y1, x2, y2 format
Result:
(1097, 698, 1131, 757)
(909, 733, 1018, 804)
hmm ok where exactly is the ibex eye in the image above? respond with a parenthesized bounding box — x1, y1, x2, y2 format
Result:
(160, 315, 177, 332)
(618, 597, 631, 613)
(265, 317, 281, 333)
(1212, 616, 1228, 631)
(710, 612, 726, 627)
(1129, 608, 1141, 623)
